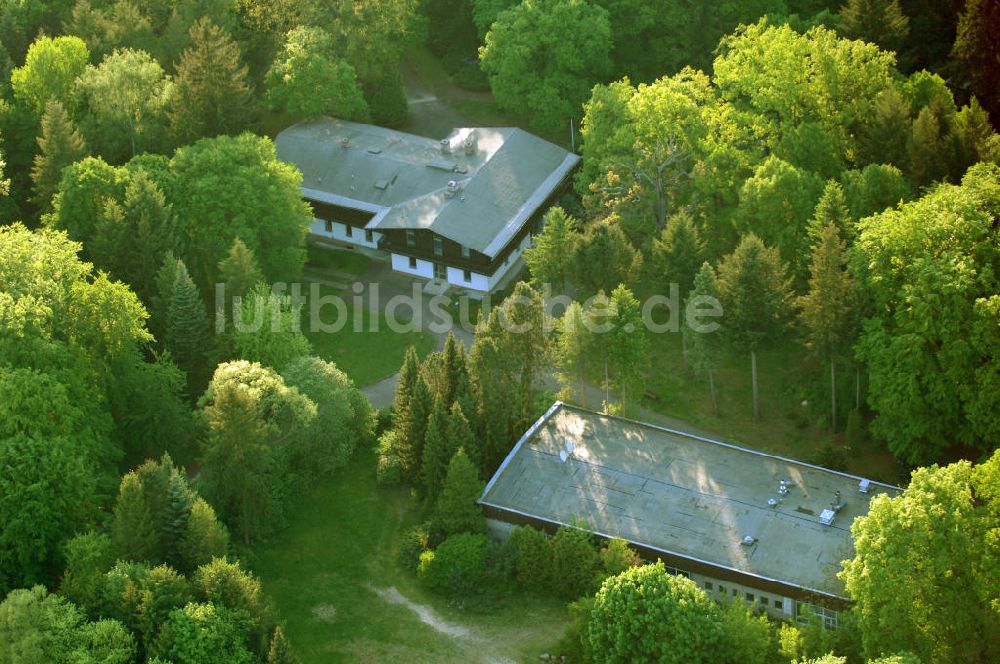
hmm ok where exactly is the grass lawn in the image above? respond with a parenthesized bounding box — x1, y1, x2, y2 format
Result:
(633, 331, 903, 484)
(252, 445, 569, 663)
(306, 245, 372, 277)
(302, 283, 435, 387)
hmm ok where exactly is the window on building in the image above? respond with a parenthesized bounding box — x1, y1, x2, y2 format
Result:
(773, 599, 783, 611)
(345, 225, 353, 238)
(365, 229, 374, 243)
(324, 220, 333, 233)
(433, 236, 444, 256)
(732, 588, 738, 597)
(797, 603, 840, 630)
(406, 229, 416, 247)
(760, 597, 769, 606)
(408, 257, 417, 270)
(717, 585, 725, 594)
(463, 269, 472, 283)
(745, 592, 754, 602)
(704, 582, 713, 591)
(461, 245, 470, 258)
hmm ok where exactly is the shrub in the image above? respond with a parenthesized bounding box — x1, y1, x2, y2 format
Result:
(375, 430, 406, 486)
(598, 538, 641, 578)
(550, 526, 598, 600)
(555, 596, 594, 663)
(396, 524, 430, 573)
(417, 533, 490, 597)
(509, 526, 551, 590)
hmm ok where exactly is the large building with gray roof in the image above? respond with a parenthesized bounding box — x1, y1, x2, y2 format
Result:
(275, 118, 579, 293)
(480, 402, 900, 626)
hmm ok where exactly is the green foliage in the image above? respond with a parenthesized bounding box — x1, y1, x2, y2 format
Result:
(852, 164, 1000, 463)
(952, 0, 1000, 125)
(588, 562, 727, 662)
(717, 233, 793, 353)
(524, 206, 579, 292)
(226, 283, 312, 371)
(845, 408, 865, 448)
(31, 98, 87, 212)
(265, 26, 369, 122)
(553, 300, 595, 405)
(433, 448, 486, 541)
(165, 259, 212, 395)
(650, 210, 705, 297)
(137, 565, 191, 654)
(169, 17, 255, 145)
(170, 133, 311, 291)
(509, 525, 551, 589)
(395, 523, 431, 573)
(839, 163, 912, 220)
(683, 263, 722, 413)
(218, 237, 264, 300)
(607, 284, 647, 412)
(598, 538, 641, 578)
(417, 533, 490, 596)
(60, 532, 114, 619)
(549, 526, 598, 600)
(158, 602, 256, 664)
(0, 585, 106, 663)
(420, 396, 453, 502)
(375, 429, 407, 485)
(267, 624, 300, 664)
(840, 450, 1000, 662)
(45, 155, 127, 244)
(479, 0, 612, 134)
(11, 35, 89, 115)
(178, 499, 230, 575)
(838, 0, 909, 52)
(571, 222, 642, 299)
(73, 48, 172, 163)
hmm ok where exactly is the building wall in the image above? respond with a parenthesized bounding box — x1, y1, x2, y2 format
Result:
(311, 219, 381, 249)
(390, 253, 434, 280)
(444, 232, 531, 292)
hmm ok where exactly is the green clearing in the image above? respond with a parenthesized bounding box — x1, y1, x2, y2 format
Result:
(635, 332, 903, 484)
(252, 445, 569, 663)
(301, 282, 434, 387)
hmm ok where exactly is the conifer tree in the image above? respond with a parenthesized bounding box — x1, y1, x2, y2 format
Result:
(808, 181, 852, 245)
(497, 281, 548, 424)
(524, 206, 579, 293)
(440, 331, 467, 410)
(608, 284, 647, 413)
(178, 498, 229, 574)
(163, 472, 195, 570)
(31, 98, 87, 211)
(268, 625, 300, 664)
(447, 401, 479, 472)
(433, 448, 486, 540)
(716, 234, 793, 421)
(403, 377, 433, 479)
(683, 263, 722, 415)
(169, 17, 255, 144)
(650, 210, 705, 298)
(554, 301, 593, 406)
(838, 0, 909, 53)
(151, 250, 179, 345)
(798, 223, 854, 432)
(165, 260, 212, 396)
(468, 310, 521, 476)
(421, 396, 452, 502)
(392, 346, 420, 429)
(218, 237, 263, 301)
(111, 473, 158, 564)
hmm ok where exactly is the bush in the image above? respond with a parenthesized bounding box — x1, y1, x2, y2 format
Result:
(396, 524, 430, 573)
(555, 596, 594, 663)
(598, 538, 641, 579)
(550, 526, 598, 600)
(810, 444, 848, 472)
(375, 430, 406, 486)
(509, 526, 551, 590)
(365, 69, 408, 128)
(417, 533, 490, 597)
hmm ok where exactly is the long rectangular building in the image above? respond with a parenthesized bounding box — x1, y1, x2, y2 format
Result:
(479, 402, 900, 626)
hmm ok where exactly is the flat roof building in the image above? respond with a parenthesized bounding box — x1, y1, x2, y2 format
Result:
(479, 402, 900, 626)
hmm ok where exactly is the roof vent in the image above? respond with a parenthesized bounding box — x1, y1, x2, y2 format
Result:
(444, 180, 458, 198)
(741, 536, 758, 546)
(440, 138, 451, 154)
(858, 479, 870, 494)
(778, 479, 789, 496)
(767, 498, 778, 508)
(340, 137, 350, 149)
(819, 509, 836, 526)
(463, 136, 476, 154)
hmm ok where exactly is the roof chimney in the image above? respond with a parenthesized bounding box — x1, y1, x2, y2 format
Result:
(340, 136, 350, 149)
(463, 136, 476, 155)
(444, 180, 458, 198)
(440, 138, 451, 154)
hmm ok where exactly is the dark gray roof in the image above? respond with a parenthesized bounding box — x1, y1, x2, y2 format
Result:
(275, 118, 579, 257)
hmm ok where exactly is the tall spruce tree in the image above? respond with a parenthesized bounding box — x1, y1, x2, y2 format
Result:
(524, 206, 579, 293)
(169, 17, 255, 144)
(554, 301, 594, 407)
(838, 0, 910, 53)
(268, 625, 300, 664)
(403, 377, 433, 480)
(392, 346, 421, 430)
(165, 260, 212, 397)
(468, 309, 521, 476)
(608, 284, 648, 413)
(110, 473, 158, 564)
(683, 263, 722, 416)
(808, 181, 852, 245)
(716, 234, 793, 421)
(151, 250, 179, 345)
(218, 237, 263, 301)
(650, 210, 705, 298)
(799, 223, 854, 433)
(420, 396, 452, 502)
(497, 281, 548, 425)
(447, 401, 479, 473)
(433, 448, 486, 540)
(31, 98, 87, 212)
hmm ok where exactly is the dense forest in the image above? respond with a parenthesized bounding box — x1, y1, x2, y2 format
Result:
(0, 0, 998, 663)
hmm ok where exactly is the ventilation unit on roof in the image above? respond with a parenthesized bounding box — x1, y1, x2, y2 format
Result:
(463, 136, 476, 155)
(778, 480, 789, 496)
(340, 137, 350, 149)
(740, 536, 758, 546)
(858, 479, 870, 494)
(819, 509, 836, 526)
(444, 180, 458, 198)
(440, 138, 451, 154)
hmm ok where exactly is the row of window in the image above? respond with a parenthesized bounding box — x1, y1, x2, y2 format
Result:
(404, 256, 473, 283)
(405, 229, 472, 258)
(323, 220, 374, 244)
(702, 581, 784, 612)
